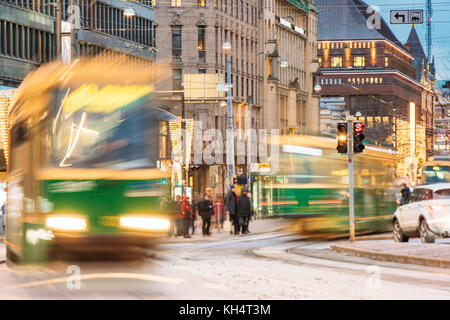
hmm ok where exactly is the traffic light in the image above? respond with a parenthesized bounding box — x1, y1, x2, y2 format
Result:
(353, 122, 365, 153)
(336, 123, 348, 154)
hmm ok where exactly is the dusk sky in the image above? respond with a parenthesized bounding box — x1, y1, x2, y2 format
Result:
(370, 0, 450, 80)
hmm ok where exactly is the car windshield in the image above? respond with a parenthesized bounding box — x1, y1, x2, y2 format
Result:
(422, 166, 450, 184)
(434, 189, 450, 199)
(48, 84, 166, 169)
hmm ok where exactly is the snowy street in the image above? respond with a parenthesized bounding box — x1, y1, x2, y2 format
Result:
(0, 232, 449, 299)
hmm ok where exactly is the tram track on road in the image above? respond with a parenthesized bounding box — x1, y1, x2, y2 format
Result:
(246, 239, 450, 289)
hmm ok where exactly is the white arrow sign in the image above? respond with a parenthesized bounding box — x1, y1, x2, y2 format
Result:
(390, 10, 423, 24)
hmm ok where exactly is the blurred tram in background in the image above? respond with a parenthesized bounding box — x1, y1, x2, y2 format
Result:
(5, 58, 177, 264)
(254, 135, 398, 237)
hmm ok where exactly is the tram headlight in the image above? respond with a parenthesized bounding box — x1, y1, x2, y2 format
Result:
(46, 215, 87, 231)
(119, 216, 170, 231)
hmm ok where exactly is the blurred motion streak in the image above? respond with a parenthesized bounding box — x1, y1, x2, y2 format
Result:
(5, 56, 178, 265)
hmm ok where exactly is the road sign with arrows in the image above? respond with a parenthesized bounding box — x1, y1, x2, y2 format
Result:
(390, 10, 423, 24)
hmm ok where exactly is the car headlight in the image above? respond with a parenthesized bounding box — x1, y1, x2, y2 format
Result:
(119, 216, 170, 231)
(46, 215, 87, 231)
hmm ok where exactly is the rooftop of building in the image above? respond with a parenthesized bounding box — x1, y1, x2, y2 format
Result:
(316, 0, 407, 52)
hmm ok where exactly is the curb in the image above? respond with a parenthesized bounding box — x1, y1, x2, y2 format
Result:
(330, 244, 450, 269)
(355, 235, 393, 241)
(159, 227, 287, 244)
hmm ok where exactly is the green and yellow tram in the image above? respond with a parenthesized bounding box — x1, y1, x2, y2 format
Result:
(253, 135, 398, 237)
(5, 58, 176, 264)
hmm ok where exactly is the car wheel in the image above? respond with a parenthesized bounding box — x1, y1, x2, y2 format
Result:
(393, 220, 408, 242)
(419, 220, 435, 243)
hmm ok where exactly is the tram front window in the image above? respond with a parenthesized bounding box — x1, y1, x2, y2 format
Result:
(49, 85, 161, 169)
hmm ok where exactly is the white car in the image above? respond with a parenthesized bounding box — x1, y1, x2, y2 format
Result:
(393, 183, 450, 243)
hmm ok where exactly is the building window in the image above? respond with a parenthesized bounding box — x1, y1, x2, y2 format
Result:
(198, 26, 206, 63)
(171, 0, 182, 6)
(354, 56, 366, 67)
(198, 69, 206, 74)
(173, 69, 182, 90)
(385, 56, 389, 67)
(318, 57, 322, 67)
(198, 0, 206, 6)
(330, 56, 342, 68)
(268, 57, 273, 77)
(172, 26, 182, 62)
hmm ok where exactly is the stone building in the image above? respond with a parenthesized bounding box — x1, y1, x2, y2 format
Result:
(316, 0, 435, 168)
(154, 0, 320, 199)
(0, 0, 156, 87)
(259, 0, 320, 134)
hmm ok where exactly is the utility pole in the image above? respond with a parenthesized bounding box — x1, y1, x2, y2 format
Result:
(56, 0, 61, 59)
(247, 95, 252, 192)
(181, 89, 186, 197)
(226, 57, 235, 189)
(346, 114, 355, 242)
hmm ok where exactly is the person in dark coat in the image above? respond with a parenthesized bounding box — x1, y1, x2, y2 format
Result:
(400, 183, 411, 205)
(237, 188, 252, 234)
(225, 185, 239, 234)
(198, 193, 214, 236)
(173, 195, 183, 236)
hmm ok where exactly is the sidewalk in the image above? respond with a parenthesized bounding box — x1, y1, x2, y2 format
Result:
(161, 218, 289, 244)
(331, 239, 450, 268)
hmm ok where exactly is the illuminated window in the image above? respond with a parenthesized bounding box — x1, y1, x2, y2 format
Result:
(363, 42, 366, 48)
(379, 78, 383, 84)
(318, 57, 322, 67)
(198, 0, 206, 6)
(318, 43, 321, 49)
(171, 0, 182, 6)
(385, 56, 389, 67)
(198, 26, 206, 62)
(353, 56, 365, 67)
(268, 57, 273, 77)
(331, 56, 342, 68)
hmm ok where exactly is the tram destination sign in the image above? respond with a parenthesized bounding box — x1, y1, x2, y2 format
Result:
(390, 10, 423, 24)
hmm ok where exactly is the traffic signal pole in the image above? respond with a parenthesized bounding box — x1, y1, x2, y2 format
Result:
(346, 115, 356, 242)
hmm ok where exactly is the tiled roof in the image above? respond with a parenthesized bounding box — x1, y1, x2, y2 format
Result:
(316, 0, 406, 51)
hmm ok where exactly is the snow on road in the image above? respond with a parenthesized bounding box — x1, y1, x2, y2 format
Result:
(0, 233, 448, 299)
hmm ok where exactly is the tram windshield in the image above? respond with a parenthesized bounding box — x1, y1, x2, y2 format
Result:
(48, 84, 169, 169)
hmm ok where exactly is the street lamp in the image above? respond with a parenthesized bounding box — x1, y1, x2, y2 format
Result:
(222, 41, 232, 51)
(124, 8, 136, 17)
(280, 60, 289, 68)
(314, 84, 322, 93)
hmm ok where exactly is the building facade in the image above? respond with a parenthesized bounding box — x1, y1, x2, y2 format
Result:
(258, 0, 320, 134)
(435, 80, 450, 153)
(316, 0, 435, 177)
(154, 0, 320, 199)
(0, 0, 156, 87)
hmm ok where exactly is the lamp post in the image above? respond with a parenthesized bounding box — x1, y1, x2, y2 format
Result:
(223, 41, 234, 191)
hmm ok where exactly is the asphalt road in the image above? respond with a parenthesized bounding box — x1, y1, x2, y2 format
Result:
(0, 232, 448, 299)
